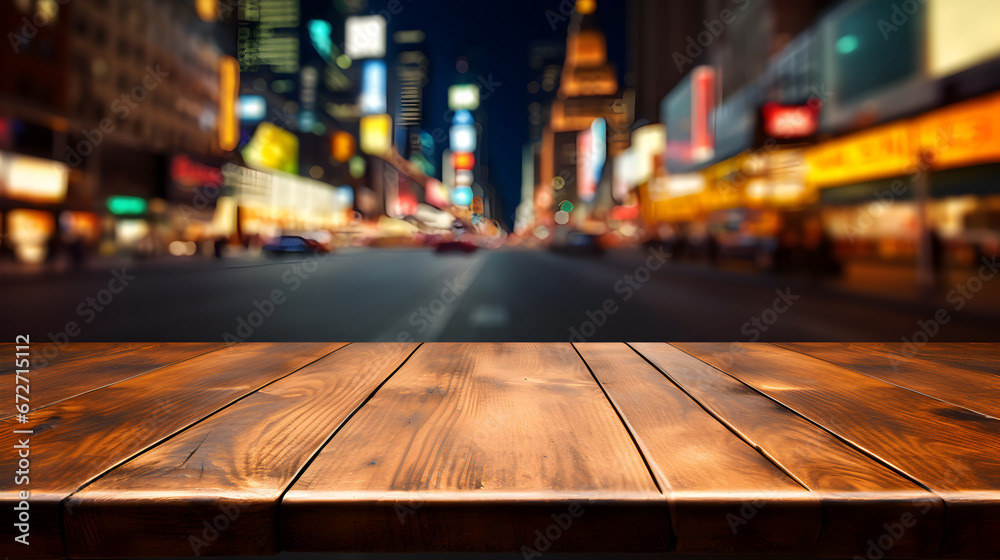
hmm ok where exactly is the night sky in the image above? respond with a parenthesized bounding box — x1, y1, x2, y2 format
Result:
(366, 0, 628, 227)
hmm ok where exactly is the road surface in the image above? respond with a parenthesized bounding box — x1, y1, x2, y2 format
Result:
(1, 248, 997, 343)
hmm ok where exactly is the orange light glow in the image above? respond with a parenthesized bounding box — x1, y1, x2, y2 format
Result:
(195, 0, 219, 22)
(331, 131, 356, 162)
(218, 56, 240, 151)
(451, 151, 475, 170)
(576, 0, 597, 15)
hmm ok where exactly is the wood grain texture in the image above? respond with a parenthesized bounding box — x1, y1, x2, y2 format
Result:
(0, 343, 225, 419)
(0, 342, 343, 560)
(853, 343, 1000, 376)
(674, 342, 1000, 558)
(632, 343, 942, 558)
(64, 342, 417, 558)
(575, 342, 819, 553)
(778, 342, 1000, 420)
(280, 342, 669, 554)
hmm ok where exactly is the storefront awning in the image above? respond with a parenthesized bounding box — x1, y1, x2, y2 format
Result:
(819, 163, 1000, 206)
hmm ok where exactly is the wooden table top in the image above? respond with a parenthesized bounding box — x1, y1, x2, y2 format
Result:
(1, 342, 998, 559)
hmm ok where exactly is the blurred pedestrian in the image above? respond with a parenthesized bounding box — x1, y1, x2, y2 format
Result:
(213, 235, 227, 259)
(707, 232, 719, 265)
(68, 235, 87, 271)
(803, 218, 840, 278)
(929, 228, 945, 289)
(45, 232, 62, 271)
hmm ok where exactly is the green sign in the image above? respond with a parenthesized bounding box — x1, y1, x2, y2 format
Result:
(107, 196, 147, 215)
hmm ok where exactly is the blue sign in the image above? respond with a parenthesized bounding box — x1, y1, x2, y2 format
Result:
(452, 186, 473, 206)
(360, 60, 387, 115)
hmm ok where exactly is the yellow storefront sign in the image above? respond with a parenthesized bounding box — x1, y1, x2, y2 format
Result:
(698, 149, 811, 211)
(917, 94, 1000, 169)
(806, 122, 912, 188)
(807, 93, 1000, 188)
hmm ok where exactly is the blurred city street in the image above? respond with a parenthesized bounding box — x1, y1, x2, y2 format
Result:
(3, 0, 1000, 343)
(3, 247, 998, 342)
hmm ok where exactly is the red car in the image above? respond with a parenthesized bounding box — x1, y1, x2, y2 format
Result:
(434, 240, 478, 254)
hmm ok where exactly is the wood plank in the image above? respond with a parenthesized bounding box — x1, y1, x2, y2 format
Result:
(631, 343, 942, 558)
(674, 342, 1000, 559)
(64, 342, 417, 558)
(853, 342, 1000, 377)
(0, 342, 344, 559)
(574, 343, 819, 554)
(280, 343, 668, 554)
(0, 343, 225, 419)
(779, 342, 1000, 420)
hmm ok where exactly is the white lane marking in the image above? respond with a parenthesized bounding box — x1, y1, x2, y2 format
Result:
(422, 255, 488, 341)
(468, 304, 509, 328)
(371, 253, 488, 342)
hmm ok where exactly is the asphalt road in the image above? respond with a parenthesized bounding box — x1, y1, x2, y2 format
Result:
(1, 248, 997, 343)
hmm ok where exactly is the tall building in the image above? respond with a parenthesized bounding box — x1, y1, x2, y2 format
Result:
(514, 41, 563, 233)
(393, 31, 429, 164)
(537, 0, 629, 227)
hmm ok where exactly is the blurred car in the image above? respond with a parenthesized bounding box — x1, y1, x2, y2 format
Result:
(262, 235, 330, 256)
(434, 240, 478, 254)
(550, 229, 604, 256)
(708, 208, 780, 271)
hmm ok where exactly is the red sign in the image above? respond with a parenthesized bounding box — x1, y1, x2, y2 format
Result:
(577, 129, 596, 202)
(451, 152, 475, 171)
(762, 102, 820, 139)
(171, 154, 223, 187)
(610, 204, 639, 221)
(692, 66, 715, 159)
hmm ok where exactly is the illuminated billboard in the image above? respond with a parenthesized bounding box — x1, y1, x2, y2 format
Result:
(631, 124, 666, 186)
(577, 129, 595, 203)
(239, 95, 266, 121)
(928, 0, 1000, 77)
(448, 84, 480, 111)
(450, 124, 477, 152)
(452, 186, 473, 206)
(360, 114, 393, 156)
(345, 15, 387, 59)
(662, 66, 715, 171)
(218, 56, 240, 151)
(360, 60, 387, 115)
(0, 152, 69, 203)
(242, 122, 299, 174)
(451, 152, 475, 171)
(331, 131, 356, 162)
(762, 103, 820, 139)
